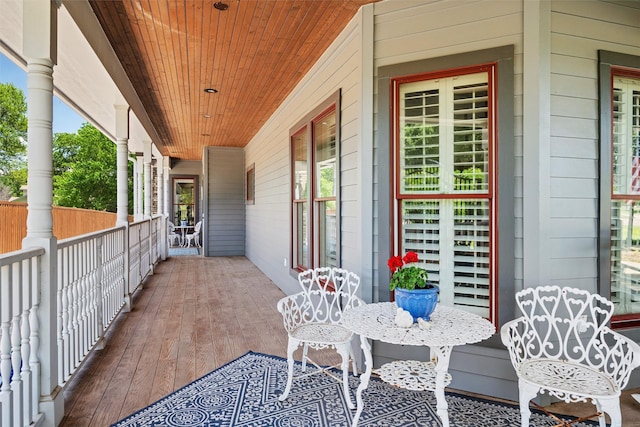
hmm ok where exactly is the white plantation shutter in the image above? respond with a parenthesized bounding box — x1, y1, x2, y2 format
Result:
(452, 79, 489, 193)
(452, 200, 490, 315)
(611, 76, 640, 315)
(397, 70, 493, 318)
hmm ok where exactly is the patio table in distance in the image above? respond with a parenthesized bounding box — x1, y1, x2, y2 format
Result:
(343, 302, 495, 427)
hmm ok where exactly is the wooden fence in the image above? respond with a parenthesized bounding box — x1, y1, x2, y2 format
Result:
(0, 202, 123, 254)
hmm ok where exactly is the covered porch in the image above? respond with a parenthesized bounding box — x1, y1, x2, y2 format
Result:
(58, 255, 640, 426)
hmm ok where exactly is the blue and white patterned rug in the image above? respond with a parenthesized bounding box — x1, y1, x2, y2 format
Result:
(111, 351, 599, 426)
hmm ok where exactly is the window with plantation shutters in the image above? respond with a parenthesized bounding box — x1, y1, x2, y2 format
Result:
(609, 72, 640, 321)
(393, 68, 494, 319)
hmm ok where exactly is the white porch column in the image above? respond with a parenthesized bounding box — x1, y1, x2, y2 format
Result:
(157, 158, 164, 217)
(132, 156, 138, 219)
(143, 140, 152, 219)
(157, 157, 166, 260)
(114, 105, 132, 311)
(135, 155, 143, 221)
(21, 0, 63, 425)
(164, 157, 171, 218)
(115, 105, 130, 226)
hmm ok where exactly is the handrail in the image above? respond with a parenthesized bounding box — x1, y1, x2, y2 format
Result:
(0, 215, 165, 426)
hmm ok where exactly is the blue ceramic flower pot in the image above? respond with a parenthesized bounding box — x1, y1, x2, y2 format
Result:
(395, 285, 439, 322)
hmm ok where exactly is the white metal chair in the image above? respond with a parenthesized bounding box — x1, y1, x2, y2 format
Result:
(501, 285, 640, 427)
(184, 221, 202, 247)
(168, 221, 181, 247)
(277, 267, 364, 409)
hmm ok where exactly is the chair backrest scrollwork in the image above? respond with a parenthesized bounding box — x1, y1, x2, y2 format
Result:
(297, 267, 362, 325)
(507, 285, 640, 389)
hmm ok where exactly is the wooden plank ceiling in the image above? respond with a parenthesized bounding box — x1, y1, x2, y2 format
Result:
(89, 0, 377, 160)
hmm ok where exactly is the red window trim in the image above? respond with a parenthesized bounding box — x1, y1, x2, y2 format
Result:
(390, 63, 498, 323)
(290, 103, 338, 272)
(609, 67, 640, 326)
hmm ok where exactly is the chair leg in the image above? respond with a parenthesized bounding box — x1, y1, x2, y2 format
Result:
(349, 346, 358, 377)
(518, 381, 539, 427)
(279, 338, 299, 402)
(596, 397, 621, 427)
(336, 343, 355, 409)
(301, 343, 309, 372)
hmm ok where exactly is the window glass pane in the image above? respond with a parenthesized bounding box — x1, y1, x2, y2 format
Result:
(314, 111, 336, 198)
(611, 200, 640, 315)
(396, 69, 493, 319)
(246, 166, 255, 203)
(401, 200, 440, 272)
(318, 200, 337, 267)
(293, 131, 308, 200)
(612, 76, 640, 195)
(173, 178, 195, 226)
(399, 73, 489, 194)
(401, 199, 490, 318)
(453, 80, 489, 192)
(399, 82, 441, 193)
(453, 199, 490, 315)
(295, 201, 308, 268)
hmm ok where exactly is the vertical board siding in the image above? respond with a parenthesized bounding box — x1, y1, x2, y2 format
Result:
(206, 147, 245, 256)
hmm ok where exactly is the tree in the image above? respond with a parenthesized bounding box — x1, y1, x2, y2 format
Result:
(53, 123, 126, 212)
(0, 83, 28, 197)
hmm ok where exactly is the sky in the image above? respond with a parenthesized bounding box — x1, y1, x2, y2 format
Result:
(0, 52, 86, 134)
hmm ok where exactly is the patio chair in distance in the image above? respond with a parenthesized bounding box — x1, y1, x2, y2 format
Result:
(501, 285, 640, 427)
(184, 221, 202, 247)
(168, 221, 181, 247)
(277, 267, 364, 409)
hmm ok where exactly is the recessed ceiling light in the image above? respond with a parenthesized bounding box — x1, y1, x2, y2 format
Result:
(204, 114, 211, 119)
(204, 88, 218, 93)
(214, 2, 229, 11)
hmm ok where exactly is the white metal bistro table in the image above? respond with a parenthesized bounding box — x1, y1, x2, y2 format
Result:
(342, 302, 495, 427)
(173, 225, 194, 247)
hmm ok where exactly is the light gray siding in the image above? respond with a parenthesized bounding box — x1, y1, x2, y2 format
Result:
(243, 10, 368, 296)
(547, 1, 640, 289)
(241, 0, 640, 401)
(205, 147, 245, 256)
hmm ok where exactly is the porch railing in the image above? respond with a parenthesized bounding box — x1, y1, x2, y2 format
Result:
(0, 247, 45, 427)
(0, 215, 163, 427)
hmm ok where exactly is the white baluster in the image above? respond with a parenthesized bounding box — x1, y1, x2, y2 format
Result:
(21, 301, 31, 424)
(11, 314, 23, 426)
(1, 319, 12, 427)
(29, 304, 40, 422)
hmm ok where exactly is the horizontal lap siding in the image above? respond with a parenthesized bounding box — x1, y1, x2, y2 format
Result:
(371, 0, 524, 400)
(372, 0, 524, 294)
(207, 148, 245, 256)
(549, 1, 640, 285)
(244, 15, 364, 294)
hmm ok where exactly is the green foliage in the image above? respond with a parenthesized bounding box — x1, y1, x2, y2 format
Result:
(53, 123, 123, 212)
(388, 251, 430, 291)
(2, 166, 27, 196)
(0, 83, 28, 196)
(319, 164, 335, 198)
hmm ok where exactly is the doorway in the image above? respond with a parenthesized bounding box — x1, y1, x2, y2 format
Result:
(172, 176, 198, 227)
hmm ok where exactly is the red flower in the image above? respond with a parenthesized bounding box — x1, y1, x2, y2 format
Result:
(403, 251, 419, 264)
(387, 255, 403, 273)
(388, 251, 429, 291)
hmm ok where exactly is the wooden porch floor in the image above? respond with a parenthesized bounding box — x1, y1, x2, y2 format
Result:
(59, 256, 640, 426)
